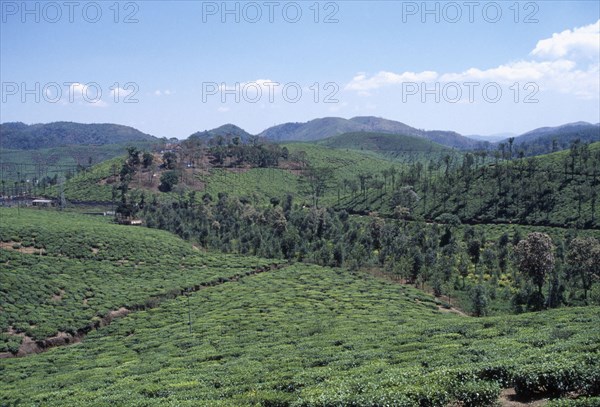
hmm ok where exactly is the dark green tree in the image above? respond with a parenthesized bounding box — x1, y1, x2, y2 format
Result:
(162, 152, 178, 170)
(515, 232, 555, 296)
(567, 237, 600, 300)
(471, 284, 489, 317)
(298, 166, 334, 208)
(142, 152, 154, 168)
(159, 171, 179, 192)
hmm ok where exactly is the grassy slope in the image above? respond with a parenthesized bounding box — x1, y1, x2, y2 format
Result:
(0, 208, 275, 348)
(198, 143, 400, 205)
(59, 157, 124, 202)
(0, 142, 155, 183)
(421, 142, 600, 228)
(54, 142, 599, 229)
(318, 131, 449, 156)
(0, 262, 598, 405)
(56, 143, 401, 205)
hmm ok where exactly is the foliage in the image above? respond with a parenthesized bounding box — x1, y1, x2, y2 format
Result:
(0, 208, 275, 349)
(515, 232, 555, 294)
(567, 237, 600, 299)
(1, 263, 598, 405)
(159, 170, 179, 192)
(0, 121, 157, 150)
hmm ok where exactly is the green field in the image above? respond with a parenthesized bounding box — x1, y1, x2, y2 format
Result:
(51, 142, 403, 206)
(317, 131, 453, 162)
(0, 208, 276, 351)
(1, 209, 599, 406)
(1, 261, 598, 406)
(0, 142, 155, 184)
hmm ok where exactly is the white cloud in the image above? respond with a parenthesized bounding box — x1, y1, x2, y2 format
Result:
(439, 60, 575, 83)
(345, 71, 438, 91)
(154, 89, 174, 96)
(532, 19, 600, 59)
(63, 82, 108, 107)
(345, 20, 599, 100)
(217, 106, 230, 112)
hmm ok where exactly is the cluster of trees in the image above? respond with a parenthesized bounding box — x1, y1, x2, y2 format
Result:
(180, 135, 290, 168)
(334, 140, 600, 228)
(115, 147, 155, 216)
(112, 139, 600, 314)
(0, 164, 88, 197)
(134, 190, 600, 315)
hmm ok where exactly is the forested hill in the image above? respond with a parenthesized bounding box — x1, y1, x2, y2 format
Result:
(508, 122, 600, 157)
(337, 140, 600, 229)
(0, 122, 158, 150)
(258, 116, 485, 149)
(188, 124, 253, 144)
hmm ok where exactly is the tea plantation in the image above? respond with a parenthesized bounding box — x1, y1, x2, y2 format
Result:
(0, 208, 277, 351)
(1, 209, 599, 406)
(0, 263, 598, 403)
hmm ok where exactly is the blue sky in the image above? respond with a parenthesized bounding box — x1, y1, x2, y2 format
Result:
(1, 1, 599, 139)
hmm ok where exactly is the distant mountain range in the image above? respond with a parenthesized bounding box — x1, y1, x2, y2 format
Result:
(0, 122, 158, 150)
(466, 133, 517, 142)
(256, 116, 485, 150)
(2, 118, 598, 157)
(503, 122, 600, 156)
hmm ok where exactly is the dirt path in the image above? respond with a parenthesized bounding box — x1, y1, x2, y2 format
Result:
(436, 304, 469, 317)
(0, 262, 286, 359)
(499, 388, 549, 406)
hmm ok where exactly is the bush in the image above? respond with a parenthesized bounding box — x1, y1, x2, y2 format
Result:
(158, 170, 179, 192)
(453, 380, 501, 407)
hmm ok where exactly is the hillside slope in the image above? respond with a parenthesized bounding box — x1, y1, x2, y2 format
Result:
(0, 208, 275, 352)
(259, 116, 483, 149)
(335, 141, 600, 229)
(319, 131, 450, 157)
(508, 122, 600, 156)
(0, 122, 158, 150)
(1, 258, 598, 405)
(188, 124, 253, 143)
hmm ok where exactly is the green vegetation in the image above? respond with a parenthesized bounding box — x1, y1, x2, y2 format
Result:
(336, 141, 600, 229)
(0, 122, 157, 150)
(71, 138, 598, 231)
(58, 157, 124, 202)
(318, 131, 450, 160)
(513, 122, 600, 157)
(0, 208, 275, 350)
(136, 189, 600, 315)
(3, 131, 600, 406)
(0, 121, 161, 189)
(1, 264, 598, 405)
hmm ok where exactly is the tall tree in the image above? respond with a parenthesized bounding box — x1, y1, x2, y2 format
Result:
(298, 166, 334, 208)
(567, 237, 600, 300)
(515, 232, 555, 295)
